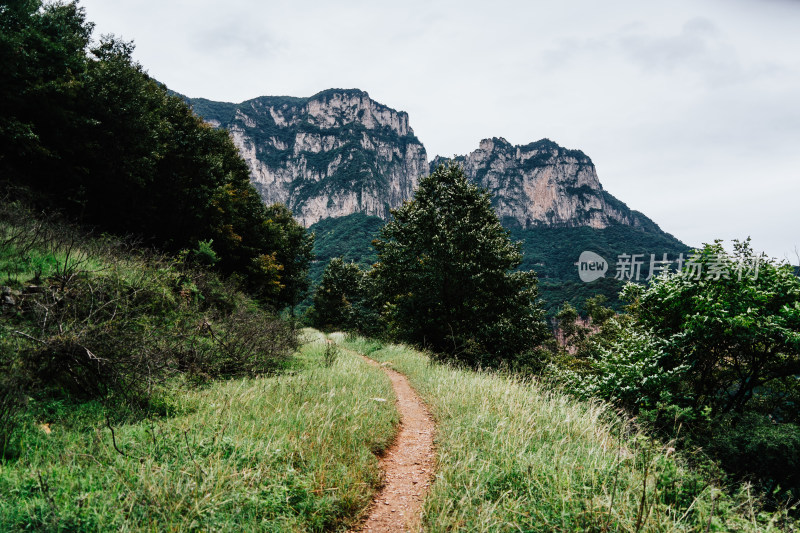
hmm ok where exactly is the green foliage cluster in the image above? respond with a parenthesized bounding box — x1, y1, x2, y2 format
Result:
(182, 96, 241, 125)
(0, 0, 313, 310)
(307, 212, 382, 281)
(311, 165, 550, 368)
(373, 164, 549, 366)
(511, 224, 690, 315)
(0, 200, 298, 460)
(308, 258, 364, 332)
(550, 240, 800, 511)
(303, 203, 688, 320)
(305, 213, 688, 322)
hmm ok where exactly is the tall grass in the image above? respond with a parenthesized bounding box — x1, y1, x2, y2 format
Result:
(0, 330, 398, 531)
(340, 335, 791, 532)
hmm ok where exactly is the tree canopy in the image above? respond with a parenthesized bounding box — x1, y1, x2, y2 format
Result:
(372, 164, 549, 366)
(0, 0, 313, 310)
(630, 239, 800, 417)
(551, 239, 800, 504)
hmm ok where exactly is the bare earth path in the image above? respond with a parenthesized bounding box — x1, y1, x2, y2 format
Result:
(350, 353, 436, 533)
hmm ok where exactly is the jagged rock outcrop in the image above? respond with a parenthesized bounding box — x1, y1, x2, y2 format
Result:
(188, 89, 427, 226)
(188, 89, 662, 235)
(432, 137, 656, 230)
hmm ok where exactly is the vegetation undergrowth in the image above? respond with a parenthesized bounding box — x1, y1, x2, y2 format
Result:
(0, 330, 398, 531)
(0, 200, 298, 451)
(338, 334, 795, 532)
(0, 202, 399, 530)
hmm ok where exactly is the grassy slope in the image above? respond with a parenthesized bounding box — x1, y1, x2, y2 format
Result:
(338, 334, 788, 532)
(0, 330, 398, 532)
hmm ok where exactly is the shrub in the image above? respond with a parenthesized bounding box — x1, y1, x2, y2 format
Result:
(1, 203, 298, 420)
(708, 413, 800, 506)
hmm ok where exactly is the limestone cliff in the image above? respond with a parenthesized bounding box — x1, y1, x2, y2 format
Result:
(188, 90, 662, 235)
(431, 137, 657, 231)
(189, 89, 427, 226)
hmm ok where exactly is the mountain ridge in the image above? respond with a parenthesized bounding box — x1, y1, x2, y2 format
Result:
(184, 88, 676, 241)
(185, 88, 426, 226)
(184, 88, 689, 314)
(430, 135, 666, 234)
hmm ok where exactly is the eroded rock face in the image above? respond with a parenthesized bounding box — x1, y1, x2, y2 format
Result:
(193, 89, 426, 226)
(433, 137, 651, 230)
(189, 90, 657, 233)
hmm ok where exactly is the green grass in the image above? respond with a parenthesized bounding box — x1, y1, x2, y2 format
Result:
(0, 330, 398, 532)
(338, 334, 791, 532)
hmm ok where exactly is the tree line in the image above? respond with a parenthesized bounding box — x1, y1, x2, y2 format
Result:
(1, 0, 313, 310)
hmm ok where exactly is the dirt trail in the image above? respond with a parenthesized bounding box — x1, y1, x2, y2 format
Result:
(352, 354, 436, 533)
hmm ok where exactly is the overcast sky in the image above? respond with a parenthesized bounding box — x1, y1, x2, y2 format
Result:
(77, 0, 800, 262)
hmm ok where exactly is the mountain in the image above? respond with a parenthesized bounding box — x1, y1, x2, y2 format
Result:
(430, 137, 661, 232)
(187, 89, 426, 226)
(186, 89, 689, 314)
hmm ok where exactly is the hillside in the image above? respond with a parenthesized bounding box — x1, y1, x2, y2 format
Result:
(0, 205, 791, 531)
(0, 201, 392, 530)
(306, 213, 689, 315)
(187, 90, 689, 313)
(337, 334, 792, 531)
(307, 212, 383, 284)
(5, 3, 796, 530)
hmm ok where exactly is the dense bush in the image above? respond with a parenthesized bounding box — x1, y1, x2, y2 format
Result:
(632, 240, 800, 419)
(0, 202, 298, 457)
(550, 239, 800, 510)
(708, 412, 800, 498)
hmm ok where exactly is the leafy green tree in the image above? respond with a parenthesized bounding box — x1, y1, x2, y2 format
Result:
(310, 258, 365, 330)
(556, 316, 689, 412)
(585, 294, 615, 326)
(263, 204, 315, 312)
(207, 187, 313, 310)
(372, 164, 549, 367)
(0, 0, 92, 183)
(615, 239, 800, 505)
(548, 240, 800, 504)
(631, 239, 800, 418)
(555, 302, 591, 356)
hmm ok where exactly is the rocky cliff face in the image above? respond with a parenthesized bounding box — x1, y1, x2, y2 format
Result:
(190, 89, 427, 226)
(189, 90, 661, 234)
(432, 137, 654, 230)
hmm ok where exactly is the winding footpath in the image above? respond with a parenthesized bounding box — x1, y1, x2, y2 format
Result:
(351, 353, 436, 533)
